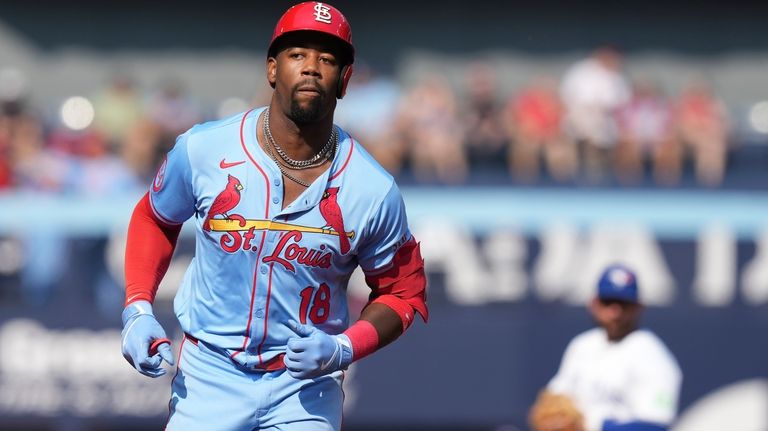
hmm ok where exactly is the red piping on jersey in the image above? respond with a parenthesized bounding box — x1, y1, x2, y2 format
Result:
(235, 227, 268, 359)
(236, 108, 272, 356)
(255, 262, 276, 363)
(329, 138, 355, 181)
(238, 108, 270, 219)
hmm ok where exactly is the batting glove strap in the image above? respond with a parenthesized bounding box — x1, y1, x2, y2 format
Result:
(335, 334, 353, 370)
(122, 300, 154, 326)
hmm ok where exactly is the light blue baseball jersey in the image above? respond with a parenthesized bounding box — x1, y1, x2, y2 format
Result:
(149, 107, 411, 369)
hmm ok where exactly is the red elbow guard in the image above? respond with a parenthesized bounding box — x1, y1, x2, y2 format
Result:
(365, 238, 428, 330)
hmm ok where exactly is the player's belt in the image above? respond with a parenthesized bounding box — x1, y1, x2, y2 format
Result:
(253, 353, 286, 372)
(185, 334, 286, 372)
(184, 333, 200, 345)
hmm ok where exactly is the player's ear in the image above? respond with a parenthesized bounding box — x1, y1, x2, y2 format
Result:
(267, 57, 277, 89)
(588, 297, 601, 314)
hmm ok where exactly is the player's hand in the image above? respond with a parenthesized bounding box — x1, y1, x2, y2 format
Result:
(283, 319, 352, 379)
(121, 300, 175, 378)
(528, 390, 585, 431)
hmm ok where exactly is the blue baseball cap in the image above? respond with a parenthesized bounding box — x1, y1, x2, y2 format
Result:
(597, 264, 639, 303)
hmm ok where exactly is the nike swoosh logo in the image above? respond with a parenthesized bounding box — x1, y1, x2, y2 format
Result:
(319, 343, 341, 371)
(220, 159, 245, 169)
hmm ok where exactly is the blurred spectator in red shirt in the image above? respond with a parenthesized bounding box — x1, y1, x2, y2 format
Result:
(0, 67, 34, 190)
(0, 114, 14, 189)
(505, 75, 576, 183)
(673, 78, 730, 187)
(615, 78, 677, 185)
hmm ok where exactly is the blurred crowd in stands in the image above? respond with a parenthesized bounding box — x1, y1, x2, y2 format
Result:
(0, 46, 756, 311)
(340, 47, 732, 187)
(0, 71, 204, 197)
(0, 46, 741, 200)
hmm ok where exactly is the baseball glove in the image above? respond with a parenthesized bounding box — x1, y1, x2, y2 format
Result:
(528, 390, 585, 431)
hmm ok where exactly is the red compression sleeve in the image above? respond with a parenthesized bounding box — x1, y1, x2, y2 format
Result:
(124, 192, 182, 306)
(342, 320, 379, 362)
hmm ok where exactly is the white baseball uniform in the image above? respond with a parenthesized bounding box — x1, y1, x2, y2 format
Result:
(548, 328, 682, 430)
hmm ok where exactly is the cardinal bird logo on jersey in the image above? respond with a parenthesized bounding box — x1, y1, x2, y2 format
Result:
(203, 174, 244, 231)
(319, 187, 350, 254)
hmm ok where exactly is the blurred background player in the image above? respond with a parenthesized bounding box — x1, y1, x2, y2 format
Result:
(119, 2, 427, 430)
(533, 263, 682, 431)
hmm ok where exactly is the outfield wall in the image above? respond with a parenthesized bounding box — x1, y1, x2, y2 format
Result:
(0, 188, 765, 430)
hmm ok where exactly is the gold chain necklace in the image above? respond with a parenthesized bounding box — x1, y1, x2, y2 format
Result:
(264, 107, 337, 170)
(261, 109, 338, 188)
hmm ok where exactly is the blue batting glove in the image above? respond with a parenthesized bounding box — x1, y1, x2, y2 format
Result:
(283, 319, 353, 379)
(121, 300, 175, 378)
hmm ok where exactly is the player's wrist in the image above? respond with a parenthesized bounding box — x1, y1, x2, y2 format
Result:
(342, 320, 379, 363)
(122, 300, 155, 326)
(334, 334, 354, 369)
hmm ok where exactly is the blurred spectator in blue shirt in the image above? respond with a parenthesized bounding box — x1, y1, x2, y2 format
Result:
(615, 78, 676, 185)
(396, 73, 468, 184)
(146, 78, 203, 152)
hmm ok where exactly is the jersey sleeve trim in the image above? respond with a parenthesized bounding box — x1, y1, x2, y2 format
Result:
(148, 192, 184, 226)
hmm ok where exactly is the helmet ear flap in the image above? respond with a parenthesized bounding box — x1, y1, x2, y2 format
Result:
(337, 64, 353, 99)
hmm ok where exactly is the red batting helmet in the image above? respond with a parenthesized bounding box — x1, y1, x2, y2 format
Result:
(268, 2, 354, 98)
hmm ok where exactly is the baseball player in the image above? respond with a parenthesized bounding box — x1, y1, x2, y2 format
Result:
(540, 264, 682, 431)
(119, 2, 428, 430)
